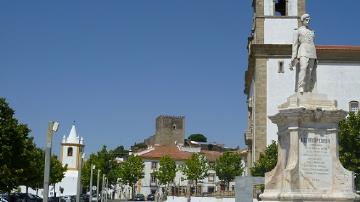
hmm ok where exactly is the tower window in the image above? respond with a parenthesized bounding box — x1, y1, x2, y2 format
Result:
(67, 147, 73, 156)
(349, 101, 359, 113)
(275, 0, 286, 16)
(277, 61, 284, 73)
(172, 123, 177, 130)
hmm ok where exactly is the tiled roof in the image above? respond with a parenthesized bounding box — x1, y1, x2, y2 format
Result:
(139, 145, 192, 161)
(201, 150, 223, 162)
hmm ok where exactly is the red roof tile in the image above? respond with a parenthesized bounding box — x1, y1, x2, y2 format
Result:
(139, 145, 192, 161)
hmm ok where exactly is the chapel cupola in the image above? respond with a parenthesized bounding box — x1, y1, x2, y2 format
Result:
(60, 124, 84, 170)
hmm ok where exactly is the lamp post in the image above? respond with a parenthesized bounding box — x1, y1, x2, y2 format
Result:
(43, 121, 59, 202)
(97, 170, 101, 202)
(101, 174, 105, 202)
(76, 153, 85, 202)
(89, 164, 95, 202)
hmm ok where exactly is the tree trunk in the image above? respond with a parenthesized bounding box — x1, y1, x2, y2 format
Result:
(26, 186, 29, 202)
(131, 185, 135, 199)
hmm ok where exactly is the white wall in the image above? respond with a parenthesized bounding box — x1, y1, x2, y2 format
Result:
(266, 58, 295, 145)
(266, 59, 360, 144)
(165, 196, 235, 202)
(287, 0, 298, 16)
(264, 19, 298, 44)
(264, 0, 274, 16)
(62, 146, 77, 169)
(317, 63, 360, 110)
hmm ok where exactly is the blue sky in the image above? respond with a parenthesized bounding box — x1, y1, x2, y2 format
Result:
(1, 1, 360, 156)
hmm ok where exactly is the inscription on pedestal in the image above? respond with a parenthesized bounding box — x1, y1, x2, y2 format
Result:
(299, 131, 332, 191)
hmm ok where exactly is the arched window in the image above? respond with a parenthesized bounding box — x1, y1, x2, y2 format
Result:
(67, 147, 73, 156)
(349, 101, 359, 113)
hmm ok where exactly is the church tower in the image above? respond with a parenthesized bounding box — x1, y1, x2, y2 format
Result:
(54, 124, 84, 196)
(60, 124, 84, 170)
(244, 0, 306, 167)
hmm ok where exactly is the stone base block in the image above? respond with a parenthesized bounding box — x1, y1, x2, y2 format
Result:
(261, 93, 359, 202)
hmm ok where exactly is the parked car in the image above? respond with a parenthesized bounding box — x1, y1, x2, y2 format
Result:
(62, 196, 71, 202)
(16, 193, 42, 202)
(133, 194, 145, 201)
(146, 193, 155, 201)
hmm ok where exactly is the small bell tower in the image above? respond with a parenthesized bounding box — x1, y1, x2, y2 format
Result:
(250, 0, 306, 45)
(60, 124, 84, 170)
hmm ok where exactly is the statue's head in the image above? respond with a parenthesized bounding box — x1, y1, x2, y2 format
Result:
(301, 13, 310, 26)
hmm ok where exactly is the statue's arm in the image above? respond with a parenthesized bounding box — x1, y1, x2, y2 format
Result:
(290, 29, 299, 69)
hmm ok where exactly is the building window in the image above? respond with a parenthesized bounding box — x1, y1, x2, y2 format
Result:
(172, 123, 177, 130)
(150, 173, 156, 184)
(67, 147, 73, 156)
(277, 61, 284, 73)
(151, 161, 158, 169)
(349, 101, 359, 113)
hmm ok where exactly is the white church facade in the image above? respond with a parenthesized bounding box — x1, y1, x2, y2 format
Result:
(244, 0, 360, 167)
(54, 124, 85, 196)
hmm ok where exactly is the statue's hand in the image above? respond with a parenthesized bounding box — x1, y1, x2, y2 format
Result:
(289, 58, 298, 71)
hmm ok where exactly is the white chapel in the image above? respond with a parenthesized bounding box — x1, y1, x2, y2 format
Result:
(53, 124, 84, 197)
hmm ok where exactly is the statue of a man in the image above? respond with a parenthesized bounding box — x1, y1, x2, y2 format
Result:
(290, 13, 317, 94)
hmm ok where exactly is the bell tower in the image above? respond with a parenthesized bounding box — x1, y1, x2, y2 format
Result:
(251, 0, 305, 45)
(244, 0, 306, 167)
(60, 124, 84, 170)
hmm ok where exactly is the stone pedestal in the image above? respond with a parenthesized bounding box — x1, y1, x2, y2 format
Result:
(260, 93, 359, 202)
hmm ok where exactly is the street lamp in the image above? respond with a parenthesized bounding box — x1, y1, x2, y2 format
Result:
(101, 174, 105, 202)
(43, 121, 59, 202)
(89, 164, 96, 202)
(97, 170, 101, 202)
(76, 153, 85, 202)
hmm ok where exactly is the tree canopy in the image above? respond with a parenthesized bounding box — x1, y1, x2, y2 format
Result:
(0, 98, 66, 193)
(181, 152, 209, 193)
(188, 134, 207, 142)
(81, 145, 121, 190)
(250, 141, 277, 177)
(338, 112, 360, 190)
(154, 155, 177, 186)
(117, 155, 144, 198)
(215, 152, 244, 190)
(0, 98, 34, 193)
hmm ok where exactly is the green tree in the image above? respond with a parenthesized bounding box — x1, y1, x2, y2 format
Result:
(215, 152, 244, 190)
(181, 153, 209, 195)
(154, 156, 177, 196)
(188, 134, 207, 142)
(0, 98, 32, 194)
(339, 112, 360, 190)
(81, 145, 121, 192)
(111, 145, 129, 158)
(21, 146, 44, 192)
(50, 155, 67, 185)
(131, 142, 148, 152)
(250, 141, 277, 177)
(118, 155, 144, 199)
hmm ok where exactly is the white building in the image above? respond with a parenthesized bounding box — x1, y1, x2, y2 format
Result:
(54, 124, 84, 196)
(244, 0, 360, 167)
(135, 144, 241, 197)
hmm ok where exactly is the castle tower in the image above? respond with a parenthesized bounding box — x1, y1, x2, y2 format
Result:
(61, 124, 84, 170)
(154, 115, 185, 145)
(244, 0, 306, 166)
